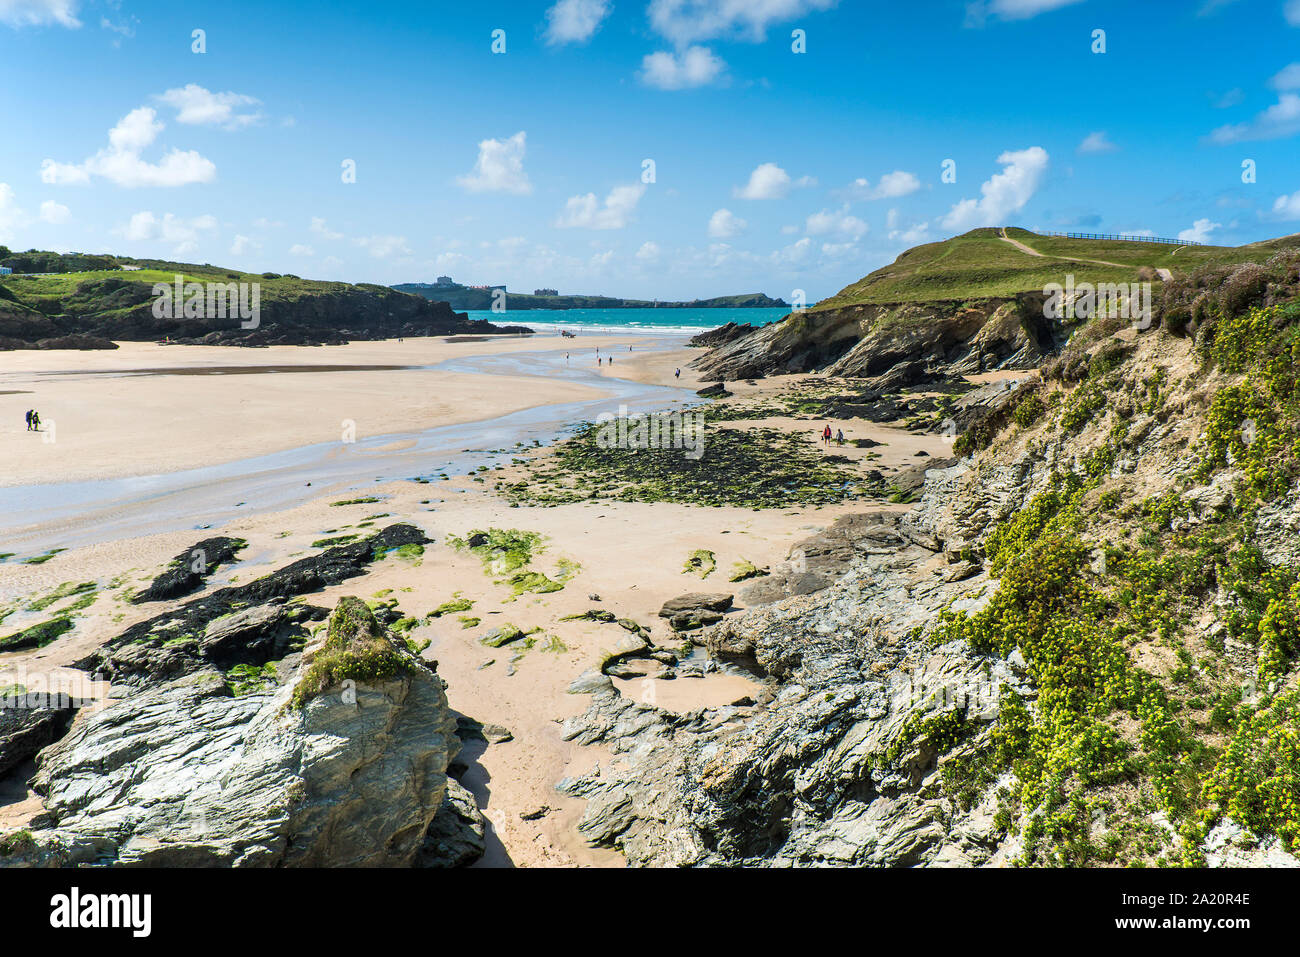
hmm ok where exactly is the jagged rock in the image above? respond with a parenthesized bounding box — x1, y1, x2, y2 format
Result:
(0, 698, 78, 779)
(739, 513, 906, 605)
(556, 496, 1034, 867)
(417, 779, 487, 868)
(1202, 821, 1299, 867)
(130, 537, 247, 604)
(1255, 489, 1300, 567)
(3, 597, 460, 868)
(692, 297, 1054, 382)
(78, 524, 427, 685)
(688, 322, 759, 348)
(696, 382, 732, 398)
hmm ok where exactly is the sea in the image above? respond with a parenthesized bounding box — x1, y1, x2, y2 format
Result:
(462, 306, 790, 336)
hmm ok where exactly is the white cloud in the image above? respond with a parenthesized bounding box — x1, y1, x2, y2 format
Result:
(1271, 190, 1300, 219)
(1120, 229, 1155, 237)
(555, 183, 646, 229)
(252, 217, 283, 229)
(843, 170, 921, 200)
(639, 46, 726, 90)
(1271, 62, 1300, 90)
(157, 84, 262, 129)
(941, 146, 1049, 231)
(289, 243, 315, 256)
(119, 211, 218, 253)
(457, 131, 532, 194)
(38, 199, 70, 224)
(805, 205, 867, 240)
(1077, 130, 1118, 153)
(310, 217, 343, 240)
(354, 235, 411, 258)
(734, 162, 795, 199)
(886, 208, 930, 244)
(230, 234, 261, 255)
(41, 107, 216, 188)
(544, 0, 610, 44)
(1287, 0, 1300, 26)
(636, 241, 662, 260)
(708, 208, 747, 238)
(1210, 92, 1300, 142)
(972, 0, 1085, 22)
(0, 0, 81, 28)
(1178, 218, 1221, 243)
(0, 183, 24, 240)
(647, 0, 837, 44)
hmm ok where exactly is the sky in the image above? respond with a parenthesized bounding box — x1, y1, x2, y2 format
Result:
(2, 0, 1300, 302)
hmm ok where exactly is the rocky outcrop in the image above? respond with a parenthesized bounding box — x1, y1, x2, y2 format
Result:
(3, 597, 465, 868)
(79, 523, 427, 685)
(130, 536, 247, 604)
(691, 296, 1056, 382)
(559, 523, 1024, 866)
(0, 698, 78, 779)
(688, 322, 760, 348)
(658, 593, 734, 632)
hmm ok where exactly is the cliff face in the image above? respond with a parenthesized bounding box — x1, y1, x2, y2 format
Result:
(564, 273, 1300, 868)
(691, 295, 1055, 382)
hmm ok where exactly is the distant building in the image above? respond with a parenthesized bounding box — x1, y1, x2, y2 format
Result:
(0, 266, 11, 275)
(533, 288, 558, 296)
(434, 275, 456, 287)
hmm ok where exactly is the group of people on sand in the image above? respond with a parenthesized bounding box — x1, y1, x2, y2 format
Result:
(820, 424, 845, 447)
(24, 409, 43, 431)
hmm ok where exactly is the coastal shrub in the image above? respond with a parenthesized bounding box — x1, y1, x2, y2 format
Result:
(1201, 690, 1300, 852)
(1013, 393, 1047, 428)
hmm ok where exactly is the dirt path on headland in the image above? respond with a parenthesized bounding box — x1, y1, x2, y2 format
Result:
(998, 227, 1172, 278)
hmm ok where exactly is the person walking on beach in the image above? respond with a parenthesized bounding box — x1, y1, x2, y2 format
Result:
(31, 411, 41, 431)
(25, 409, 33, 431)
(675, 368, 680, 378)
(822, 425, 831, 446)
(836, 428, 845, 446)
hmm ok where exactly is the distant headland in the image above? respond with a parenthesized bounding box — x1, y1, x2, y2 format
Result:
(393, 277, 789, 311)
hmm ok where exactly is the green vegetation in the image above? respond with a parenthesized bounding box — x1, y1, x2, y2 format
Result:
(729, 559, 769, 582)
(225, 662, 279, 697)
(501, 424, 875, 508)
(683, 549, 717, 578)
(292, 597, 417, 707)
(0, 617, 74, 652)
(818, 229, 1147, 308)
(26, 581, 96, 612)
(429, 595, 474, 617)
(330, 496, 383, 506)
(450, 528, 545, 572)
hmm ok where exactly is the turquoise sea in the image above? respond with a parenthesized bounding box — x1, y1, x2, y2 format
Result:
(462, 306, 790, 336)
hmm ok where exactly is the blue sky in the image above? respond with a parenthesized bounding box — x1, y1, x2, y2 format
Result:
(2, 0, 1300, 301)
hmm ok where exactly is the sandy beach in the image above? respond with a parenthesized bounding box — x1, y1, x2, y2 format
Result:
(0, 331, 948, 867)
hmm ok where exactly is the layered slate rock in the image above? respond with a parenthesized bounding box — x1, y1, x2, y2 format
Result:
(6, 597, 462, 868)
(658, 593, 734, 632)
(130, 537, 247, 604)
(0, 698, 79, 779)
(78, 523, 428, 684)
(691, 297, 1055, 382)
